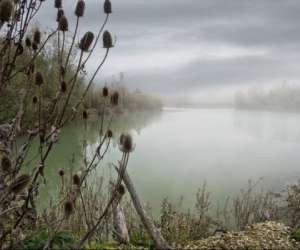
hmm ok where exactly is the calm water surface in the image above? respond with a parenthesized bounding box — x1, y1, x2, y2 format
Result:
(26, 108, 300, 215)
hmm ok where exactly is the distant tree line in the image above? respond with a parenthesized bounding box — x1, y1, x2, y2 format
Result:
(0, 35, 85, 126)
(0, 40, 162, 128)
(234, 84, 300, 111)
(84, 75, 163, 113)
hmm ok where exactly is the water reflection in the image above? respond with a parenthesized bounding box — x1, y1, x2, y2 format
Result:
(25, 111, 162, 209)
(233, 109, 300, 143)
(25, 109, 300, 215)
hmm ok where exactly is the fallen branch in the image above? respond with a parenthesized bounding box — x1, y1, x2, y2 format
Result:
(115, 167, 172, 250)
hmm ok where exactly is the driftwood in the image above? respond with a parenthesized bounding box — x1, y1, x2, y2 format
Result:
(112, 201, 130, 244)
(111, 181, 129, 244)
(115, 168, 172, 250)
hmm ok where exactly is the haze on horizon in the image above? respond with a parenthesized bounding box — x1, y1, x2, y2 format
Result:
(36, 0, 300, 103)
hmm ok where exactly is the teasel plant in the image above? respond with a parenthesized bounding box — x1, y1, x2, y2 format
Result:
(0, 0, 173, 248)
(0, 0, 133, 247)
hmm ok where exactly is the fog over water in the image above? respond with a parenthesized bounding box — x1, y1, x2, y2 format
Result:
(30, 109, 300, 215)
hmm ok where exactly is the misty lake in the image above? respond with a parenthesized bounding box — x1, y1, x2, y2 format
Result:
(26, 108, 300, 215)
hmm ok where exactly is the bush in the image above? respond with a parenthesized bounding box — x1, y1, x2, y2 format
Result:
(15, 230, 76, 250)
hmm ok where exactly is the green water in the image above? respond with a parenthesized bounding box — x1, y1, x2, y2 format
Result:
(23, 108, 300, 215)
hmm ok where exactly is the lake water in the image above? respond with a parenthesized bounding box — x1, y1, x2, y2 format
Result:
(25, 108, 300, 215)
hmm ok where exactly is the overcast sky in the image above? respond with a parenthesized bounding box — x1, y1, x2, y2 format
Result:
(36, 0, 300, 101)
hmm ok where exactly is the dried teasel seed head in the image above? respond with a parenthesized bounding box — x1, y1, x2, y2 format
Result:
(56, 9, 64, 22)
(110, 91, 119, 106)
(32, 42, 38, 51)
(120, 134, 133, 153)
(33, 29, 41, 45)
(82, 110, 88, 119)
(9, 174, 31, 194)
(25, 37, 31, 48)
(32, 96, 38, 104)
(106, 129, 113, 138)
(118, 184, 126, 195)
(58, 169, 65, 176)
(0, 0, 13, 22)
(119, 134, 125, 145)
(1, 155, 11, 172)
(60, 81, 67, 93)
(58, 15, 68, 32)
(35, 72, 44, 86)
(64, 200, 74, 218)
(102, 86, 108, 97)
(103, 0, 112, 14)
(79, 31, 94, 52)
(54, 0, 62, 9)
(73, 174, 81, 186)
(14, 9, 21, 21)
(103, 30, 113, 49)
(75, 0, 85, 17)
(16, 43, 23, 56)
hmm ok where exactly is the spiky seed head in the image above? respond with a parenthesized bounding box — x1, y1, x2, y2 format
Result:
(56, 9, 64, 22)
(58, 15, 68, 32)
(32, 96, 38, 104)
(1, 155, 11, 172)
(32, 42, 38, 51)
(119, 134, 125, 145)
(0, 0, 13, 22)
(26, 64, 34, 76)
(75, 0, 85, 17)
(103, 30, 113, 48)
(54, 0, 62, 9)
(106, 129, 113, 138)
(58, 169, 65, 176)
(64, 201, 74, 218)
(82, 110, 88, 119)
(110, 91, 119, 106)
(79, 31, 94, 52)
(33, 29, 41, 44)
(73, 174, 81, 186)
(10, 174, 31, 194)
(25, 37, 31, 48)
(14, 8, 21, 21)
(35, 72, 44, 86)
(16, 43, 23, 56)
(120, 134, 133, 153)
(103, 0, 112, 14)
(118, 184, 126, 195)
(102, 86, 108, 97)
(60, 81, 67, 93)
(123, 134, 133, 152)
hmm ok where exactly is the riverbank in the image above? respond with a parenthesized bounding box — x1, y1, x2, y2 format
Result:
(93, 222, 300, 250)
(177, 221, 300, 250)
(16, 221, 300, 249)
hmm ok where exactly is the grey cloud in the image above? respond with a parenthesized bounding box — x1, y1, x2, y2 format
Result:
(35, 0, 300, 96)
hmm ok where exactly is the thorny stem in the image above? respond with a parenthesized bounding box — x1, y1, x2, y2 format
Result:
(77, 153, 130, 248)
(0, 1, 114, 242)
(7, 30, 58, 81)
(60, 48, 110, 126)
(82, 14, 109, 68)
(64, 17, 79, 70)
(57, 51, 84, 126)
